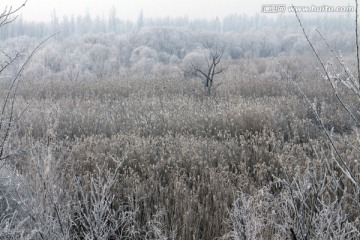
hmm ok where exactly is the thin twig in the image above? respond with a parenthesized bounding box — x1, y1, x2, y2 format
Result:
(0, 50, 23, 75)
(315, 29, 360, 97)
(273, 57, 358, 188)
(0, 32, 60, 159)
(0, 1, 27, 28)
(292, 6, 360, 128)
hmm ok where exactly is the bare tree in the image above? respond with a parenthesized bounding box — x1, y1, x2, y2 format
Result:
(191, 44, 225, 95)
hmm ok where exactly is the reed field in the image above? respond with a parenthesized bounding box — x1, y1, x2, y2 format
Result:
(1, 55, 359, 239)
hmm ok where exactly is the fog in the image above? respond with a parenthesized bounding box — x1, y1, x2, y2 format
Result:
(3, 0, 349, 22)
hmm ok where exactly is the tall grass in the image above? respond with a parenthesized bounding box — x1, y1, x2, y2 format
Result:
(0, 55, 359, 239)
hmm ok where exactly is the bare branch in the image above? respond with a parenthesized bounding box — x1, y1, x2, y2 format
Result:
(0, 1, 27, 28)
(273, 57, 359, 188)
(0, 50, 23, 74)
(0, 32, 60, 160)
(293, 7, 360, 128)
(315, 29, 360, 97)
(191, 63, 208, 79)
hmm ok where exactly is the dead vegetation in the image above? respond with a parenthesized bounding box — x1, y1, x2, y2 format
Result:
(0, 56, 359, 239)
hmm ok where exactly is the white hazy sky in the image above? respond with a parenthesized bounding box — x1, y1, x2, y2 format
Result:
(2, 0, 355, 22)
